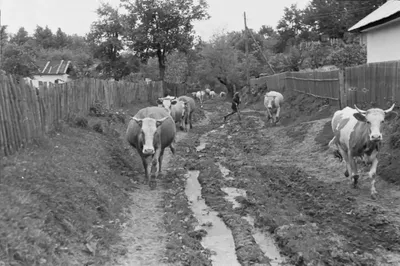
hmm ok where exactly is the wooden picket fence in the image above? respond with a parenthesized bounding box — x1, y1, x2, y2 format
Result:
(0, 75, 187, 156)
(251, 60, 400, 109)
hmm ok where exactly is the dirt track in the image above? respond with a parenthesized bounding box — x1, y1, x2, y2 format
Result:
(155, 96, 400, 266)
(3, 93, 400, 266)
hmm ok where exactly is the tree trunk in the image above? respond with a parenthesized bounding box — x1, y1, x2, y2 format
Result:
(217, 76, 235, 100)
(157, 49, 166, 81)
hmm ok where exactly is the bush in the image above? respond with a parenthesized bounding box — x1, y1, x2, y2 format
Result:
(74, 117, 88, 128)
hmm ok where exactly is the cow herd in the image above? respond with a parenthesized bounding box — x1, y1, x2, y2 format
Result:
(125, 87, 398, 200)
(191, 88, 225, 108)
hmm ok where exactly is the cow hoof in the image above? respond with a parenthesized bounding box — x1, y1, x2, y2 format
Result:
(371, 193, 377, 200)
(344, 170, 349, 177)
(149, 180, 157, 190)
(179, 126, 184, 131)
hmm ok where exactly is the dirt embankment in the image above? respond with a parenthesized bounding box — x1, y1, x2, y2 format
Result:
(0, 102, 146, 265)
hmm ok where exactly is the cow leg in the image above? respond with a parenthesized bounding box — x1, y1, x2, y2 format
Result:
(237, 108, 241, 121)
(158, 150, 164, 175)
(189, 112, 193, 129)
(276, 107, 281, 122)
(368, 152, 379, 198)
(170, 139, 176, 155)
(349, 156, 359, 188)
(149, 149, 162, 189)
(266, 109, 272, 122)
(143, 156, 153, 186)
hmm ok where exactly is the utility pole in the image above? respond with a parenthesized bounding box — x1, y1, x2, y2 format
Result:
(244, 12, 250, 88)
(0, 9, 2, 69)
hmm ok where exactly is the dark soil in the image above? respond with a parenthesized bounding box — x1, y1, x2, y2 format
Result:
(0, 104, 143, 266)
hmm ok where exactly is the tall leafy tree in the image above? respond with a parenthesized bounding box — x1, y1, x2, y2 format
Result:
(9, 27, 30, 46)
(121, 0, 209, 80)
(87, 3, 126, 80)
(33, 26, 55, 49)
(2, 43, 37, 78)
(54, 28, 69, 49)
(303, 0, 386, 39)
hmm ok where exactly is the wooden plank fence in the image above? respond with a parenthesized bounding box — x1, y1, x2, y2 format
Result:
(251, 60, 400, 109)
(0, 75, 187, 157)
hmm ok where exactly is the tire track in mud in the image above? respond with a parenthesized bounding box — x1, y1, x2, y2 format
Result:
(179, 103, 288, 266)
(112, 133, 187, 266)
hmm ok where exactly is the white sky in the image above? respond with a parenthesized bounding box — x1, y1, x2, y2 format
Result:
(0, 0, 310, 41)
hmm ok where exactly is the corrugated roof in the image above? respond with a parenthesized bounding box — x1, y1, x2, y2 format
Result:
(35, 60, 71, 75)
(349, 0, 400, 31)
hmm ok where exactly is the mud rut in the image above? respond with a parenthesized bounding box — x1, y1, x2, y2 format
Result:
(113, 100, 400, 266)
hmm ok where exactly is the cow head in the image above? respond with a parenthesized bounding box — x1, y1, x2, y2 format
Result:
(132, 116, 169, 155)
(157, 97, 178, 114)
(353, 104, 397, 141)
(265, 95, 276, 110)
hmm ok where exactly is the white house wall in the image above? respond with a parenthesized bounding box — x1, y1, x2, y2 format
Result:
(32, 74, 70, 84)
(365, 19, 400, 63)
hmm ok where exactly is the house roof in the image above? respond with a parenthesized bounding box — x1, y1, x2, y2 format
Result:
(34, 60, 72, 75)
(349, 0, 400, 32)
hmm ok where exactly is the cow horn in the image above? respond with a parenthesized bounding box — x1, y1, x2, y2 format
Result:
(384, 103, 395, 113)
(354, 104, 366, 114)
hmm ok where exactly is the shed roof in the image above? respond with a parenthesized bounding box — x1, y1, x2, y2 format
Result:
(349, 0, 400, 32)
(34, 60, 72, 75)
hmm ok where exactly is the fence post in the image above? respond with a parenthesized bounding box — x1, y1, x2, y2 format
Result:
(338, 70, 345, 109)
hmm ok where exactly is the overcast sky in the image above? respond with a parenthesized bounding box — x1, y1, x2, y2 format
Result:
(0, 0, 310, 41)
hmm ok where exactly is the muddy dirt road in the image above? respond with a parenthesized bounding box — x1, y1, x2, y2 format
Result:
(150, 96, 400, 266)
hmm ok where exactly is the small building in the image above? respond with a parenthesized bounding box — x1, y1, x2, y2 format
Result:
(349, 0, 400, 63)
(31, 59, 73, 86)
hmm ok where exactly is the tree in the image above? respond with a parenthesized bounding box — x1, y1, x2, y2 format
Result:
(9, 27, 30, 46)
(328, 43, 366, 69)
(275, 4, 306, 53)
(87, 3, 126, 80)
(121, 0, 209, 80)
(33, 26, 55, 49)
(54, 28, 69, 49)
(164, 51, 189, 83)
(302, 0, 386, 39)
(2, 43, 37, 78)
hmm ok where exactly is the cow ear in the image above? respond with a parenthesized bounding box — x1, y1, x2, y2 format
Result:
(353, 112, 367, 122)
(156, 99, 162, 105)
(171, 100, 178, 105)
(385, 111, 398, 121)
(132, 118, 143, 127)
(156, 117, 168, 127)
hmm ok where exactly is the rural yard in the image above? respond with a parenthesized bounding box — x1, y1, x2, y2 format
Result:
(2, 90, 400, 266)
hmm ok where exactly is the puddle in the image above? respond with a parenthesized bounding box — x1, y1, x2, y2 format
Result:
(185, 171, 241, 266)
(196, 135, 208, 152)
(243, 215, 286, 266)
(217, 163, 234, 180)
(221, 187, 246, 208)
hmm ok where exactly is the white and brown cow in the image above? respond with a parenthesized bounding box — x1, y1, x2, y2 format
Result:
(126, 106, 176, 189)
(329, 104, 397, 198)
(178, 95, 196, 131)
(264, 91, 284, 125)
(157, 96, 187, 131)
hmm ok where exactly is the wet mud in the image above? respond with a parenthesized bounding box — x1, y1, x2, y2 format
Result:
(177, 96, 400, 266)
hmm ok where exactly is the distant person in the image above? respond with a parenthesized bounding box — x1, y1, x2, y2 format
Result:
(223, 92, 241, 122)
